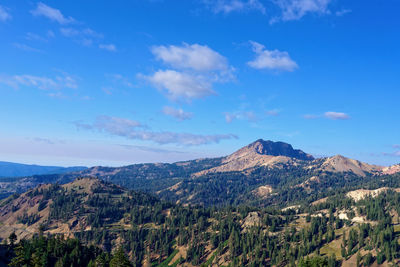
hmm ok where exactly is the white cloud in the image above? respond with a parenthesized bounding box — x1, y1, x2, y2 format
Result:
(99, 44, 117, 52)
(224, 111, 256, 123)
(143, 69, 215, 101)
(247, 41, 298, 71)
(76, 116, 236, 145)
(0, 5, 12, 22)
(203, 0, 342, 23)
(151, 43, 229, 72)
(0, 73, 77, 91)
(162, 106, 193, 121)
(324, 111, 350, 120)
(145, 43, 234, 101)
(204, 0, 266, 14)
(272, 0, 332, 22)
(31, 2, 75, 24)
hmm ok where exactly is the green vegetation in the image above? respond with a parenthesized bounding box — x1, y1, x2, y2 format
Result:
(2, 177, 400, 266)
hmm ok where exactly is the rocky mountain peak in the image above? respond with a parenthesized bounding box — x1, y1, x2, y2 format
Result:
(241, 139, 315, 161)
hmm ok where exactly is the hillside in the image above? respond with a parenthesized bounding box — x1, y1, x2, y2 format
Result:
(316, 155, 383, 177)
(2, 178, 400, 266)
(0, 177, 145, 241)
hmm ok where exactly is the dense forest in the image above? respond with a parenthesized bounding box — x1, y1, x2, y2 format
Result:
(1, 178, 400, 266)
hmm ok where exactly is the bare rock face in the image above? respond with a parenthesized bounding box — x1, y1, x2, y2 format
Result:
(382, 164, 400, 175)
(242, 212, 261, 229)
(236, 139, 314, 161)
(194, 140, 313, 175)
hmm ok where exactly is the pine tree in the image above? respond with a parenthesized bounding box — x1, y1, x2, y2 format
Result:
(9, 243, 25, 267)
(356, 251, 361, 266)
(110, 247, 132, 267)
(9, 232, 17, 246)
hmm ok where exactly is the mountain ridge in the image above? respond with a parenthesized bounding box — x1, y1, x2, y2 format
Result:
(0, 161, 87, 178)
(1, 139, 399, 205)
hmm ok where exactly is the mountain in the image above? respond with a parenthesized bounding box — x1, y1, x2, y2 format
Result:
(241, 139, 314, 160)
(0, 139, 399, 207)
(195, 139, 313, 175)
(310, 155, 383, 177)
(0, 161, 87, 177)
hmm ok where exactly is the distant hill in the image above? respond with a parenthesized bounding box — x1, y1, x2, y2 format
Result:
(0, 161, 87, 177)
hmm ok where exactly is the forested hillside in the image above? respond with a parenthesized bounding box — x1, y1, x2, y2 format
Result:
(1, 140, 399, 209)
(1, 177, 400, 266)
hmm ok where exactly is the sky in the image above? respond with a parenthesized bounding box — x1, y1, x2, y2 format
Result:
(0, 0, 399, 167)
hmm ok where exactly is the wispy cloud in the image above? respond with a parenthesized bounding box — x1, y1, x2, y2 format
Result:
(59, 27, 80, 37)
(247, 41, 298, 72)
(324, 111, 350, 120)
(203, 0, 341, 23)
(13, 43, 43, 53)
(119, 144, 185, 154)
(32, 137, 66, 145)
(271, 0, 332, 23)
(31, 2, 75, 24)
(335, 9, 351, 17)
(99, 44, 117, 52)
(204, 0, 266, 14)
(47, 30, 55, 38)
(25, 32, 48, 42)
(162, 106, 193, 121)
(303, 111, 350, 120)
(0, 73, 77, 91)
(224, 111, 256, 123)
(59, 27, 104, 47)
(60, 28, 103, 38)
(383, 151, 400, 157)
(60, 28, 102, 40)
(105, 74, 135, 88)
(143, 43, 234, 101)
(266, 109, 280, 116)
(75, 115, 237, 145)
(0, 5, 12, 22)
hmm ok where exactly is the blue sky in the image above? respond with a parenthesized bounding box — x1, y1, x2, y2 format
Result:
(0, 0, 399, 167)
